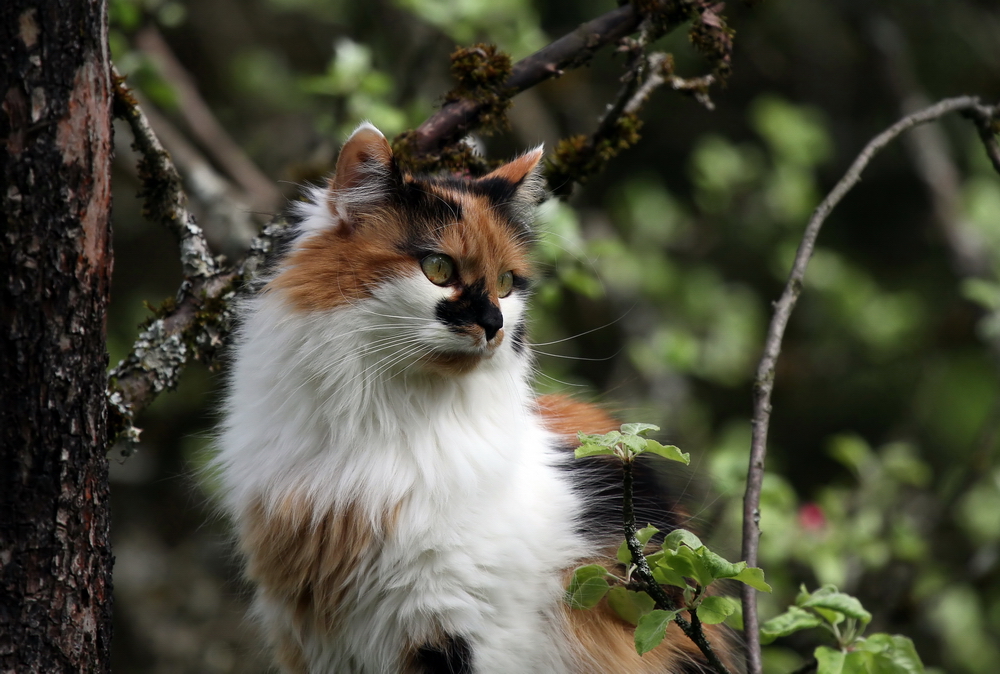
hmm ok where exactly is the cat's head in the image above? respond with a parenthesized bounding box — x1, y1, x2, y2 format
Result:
(269, 123, 545, 375)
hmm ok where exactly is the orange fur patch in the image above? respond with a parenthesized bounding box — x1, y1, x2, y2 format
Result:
(432, 190, 533, 294)
(268, 205, 419, 313)
(240, 493, 398, 649)
(536, 394, 620, 439)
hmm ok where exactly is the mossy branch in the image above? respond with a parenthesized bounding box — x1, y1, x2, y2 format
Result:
(112, 68, 218, 280)
(397, 5, 642, 163)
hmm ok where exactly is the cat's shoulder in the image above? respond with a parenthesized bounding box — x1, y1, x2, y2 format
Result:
(534, 394, 619, 439)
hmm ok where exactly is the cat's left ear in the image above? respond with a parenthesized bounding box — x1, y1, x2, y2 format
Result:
(332, 123, 396, 193)
(323, 123, 400, 234)
(481, 146, 546, 206)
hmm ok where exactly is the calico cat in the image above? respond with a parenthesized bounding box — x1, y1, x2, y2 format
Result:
(214, 123, 732, 673)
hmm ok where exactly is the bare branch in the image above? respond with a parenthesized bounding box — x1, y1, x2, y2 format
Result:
(739, 94, 997, 674)
(108, 69, 291, 453)
(136, 97, 260, 256)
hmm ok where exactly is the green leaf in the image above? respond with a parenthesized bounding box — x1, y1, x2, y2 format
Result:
(855, 634, 925, 673)
(697, 595, 738, 625)
(617, 526, 660, 565)
(731, 566, 772, 592)
(800, 587, 872, 626)
(635, 609, 679, 655)
(760, 606, 823, 644)
(658, 546, 703, 585)
(644, 439, 690, 464)
(815, 646, 846, 674)
(607, 587, 656, 626)
(663, 529, 704, 551)
(566, 565, 611, 609)
(699, 549, 744, 580)
(578, 430, 622, 447)
(650, 560, 690, 589)
(575, 442, 616, 459)
(622, 434, 648, 457)
(621, 423, 660, 436)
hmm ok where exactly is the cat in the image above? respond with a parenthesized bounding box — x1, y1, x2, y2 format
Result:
(213, 123, 733, 673)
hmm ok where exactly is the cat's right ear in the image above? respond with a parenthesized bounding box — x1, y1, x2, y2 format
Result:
(325, 122, 398, 233)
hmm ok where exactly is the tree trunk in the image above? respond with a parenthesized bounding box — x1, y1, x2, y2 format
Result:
(0, 1, 114, 671)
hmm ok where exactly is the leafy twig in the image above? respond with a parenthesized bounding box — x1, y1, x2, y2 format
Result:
(622, 459, 733, 674)
(740, 94, 999, 674)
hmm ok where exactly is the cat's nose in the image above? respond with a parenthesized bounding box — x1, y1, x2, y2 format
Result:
(477, 303, 503, 341)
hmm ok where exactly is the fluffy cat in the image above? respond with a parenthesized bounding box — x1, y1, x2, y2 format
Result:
(214, 123, 732, 673)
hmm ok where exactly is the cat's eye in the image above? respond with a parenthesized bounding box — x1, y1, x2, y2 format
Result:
(421, 254, 455, 286)
(498, 270, 514, 298)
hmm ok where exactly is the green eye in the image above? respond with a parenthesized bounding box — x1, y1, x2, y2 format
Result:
(498, 270, 514, 298)
(421, 254, 455, 286)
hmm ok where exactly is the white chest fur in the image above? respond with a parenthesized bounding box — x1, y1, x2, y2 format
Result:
(215, 291, 587, 673)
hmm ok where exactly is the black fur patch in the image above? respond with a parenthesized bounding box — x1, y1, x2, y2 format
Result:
(435, 279, 504, 341)
(413, 635, 473, 674)
(509, 321, 527, 355)
(560, 452, 683, 543)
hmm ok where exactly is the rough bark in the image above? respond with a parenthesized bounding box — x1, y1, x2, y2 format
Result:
(0, 1, 115, 672)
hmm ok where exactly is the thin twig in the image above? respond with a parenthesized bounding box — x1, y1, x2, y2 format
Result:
(623, 460, 732, 674)
(966, 107, 1000, 176)
(739, 95, 996, 674)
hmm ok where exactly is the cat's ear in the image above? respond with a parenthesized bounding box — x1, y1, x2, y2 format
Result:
(482, 146, 546, 206)
(332, 122, 396, 192)
(324, 123, 399, 234)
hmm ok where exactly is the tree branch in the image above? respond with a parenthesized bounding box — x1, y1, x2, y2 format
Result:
(407, 4, 642, 156)
(739, 95, 999, 674)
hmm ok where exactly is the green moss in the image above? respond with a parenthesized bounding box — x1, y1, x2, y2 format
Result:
(546, 114, 644, 197)
(392, 44, 513, 176)
(392, 131, 495, 176)
(111, 71, 138, 118)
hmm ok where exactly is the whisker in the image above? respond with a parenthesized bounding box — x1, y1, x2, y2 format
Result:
(532, 348, 623, 362)
(527, 308, 634, 347)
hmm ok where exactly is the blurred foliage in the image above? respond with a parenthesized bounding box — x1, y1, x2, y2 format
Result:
(106, 0, 1000, 672)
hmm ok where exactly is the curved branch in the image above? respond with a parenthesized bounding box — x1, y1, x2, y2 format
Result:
(739, 95, 997, 674)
